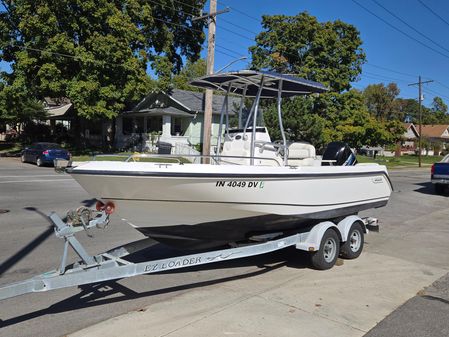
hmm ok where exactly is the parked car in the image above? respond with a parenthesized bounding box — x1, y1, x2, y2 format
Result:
(21, 142, 71, 167)
(431, 154, 449, 194)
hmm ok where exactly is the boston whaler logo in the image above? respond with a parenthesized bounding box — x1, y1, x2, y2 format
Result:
(372, 176, 383, 184)
(216, 180, 265, 189)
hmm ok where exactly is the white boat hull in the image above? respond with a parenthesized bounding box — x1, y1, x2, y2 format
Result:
(69, 161, 392, 247)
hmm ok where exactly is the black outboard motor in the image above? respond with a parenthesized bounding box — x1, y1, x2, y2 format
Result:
(322, 141, 357, 166)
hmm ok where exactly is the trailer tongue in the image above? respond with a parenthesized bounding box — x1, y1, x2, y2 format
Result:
(0, 206, 378, 301)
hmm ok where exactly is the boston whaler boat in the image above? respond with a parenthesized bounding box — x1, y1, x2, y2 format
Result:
(0, 71, 392, 300)
(67, 71, 392, 249)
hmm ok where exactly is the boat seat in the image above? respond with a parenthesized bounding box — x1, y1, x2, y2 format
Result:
(287, 142, 316, 166)
(220, 138, 251, 164)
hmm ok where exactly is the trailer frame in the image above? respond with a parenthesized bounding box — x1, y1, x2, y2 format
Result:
(0, 207, 378, 301)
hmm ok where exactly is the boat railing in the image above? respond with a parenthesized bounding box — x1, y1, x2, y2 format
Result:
(123, 153, 282, 166)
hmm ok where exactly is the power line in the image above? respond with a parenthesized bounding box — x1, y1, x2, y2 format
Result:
(435, 81, 449, 92)
(215, 48, 241, 59)
(171, 0, 204, 14)
(219, 25, 254, 41)
(371, 0, 449, 55)
(216, 0, 260, 23)
(215, 44, 243, 57)
(351, 0, 449, 60)
(363, 71, 410, 84)
(152, 17, 202, 33)
(220, 17, 258, 35)
(417, 0, 449, 28)
(364, 63, 417, 78)
(422, 87, 449, 101)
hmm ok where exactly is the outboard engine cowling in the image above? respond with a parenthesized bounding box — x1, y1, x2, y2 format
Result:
(322, 141, 357, 166)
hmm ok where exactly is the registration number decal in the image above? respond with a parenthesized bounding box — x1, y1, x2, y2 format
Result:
(215, 180, 264, 188)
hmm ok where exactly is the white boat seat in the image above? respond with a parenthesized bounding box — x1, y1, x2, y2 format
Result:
(287, 142, 316, 166)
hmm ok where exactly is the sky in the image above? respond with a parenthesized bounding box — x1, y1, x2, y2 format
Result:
(203, 0, 449, 106)
(1, 0, 449, 107)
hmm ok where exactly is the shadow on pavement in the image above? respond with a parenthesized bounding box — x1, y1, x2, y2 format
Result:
(0, 247, 309, 328)
(0, 207, 53, 276)
(414, 182, 448, 196)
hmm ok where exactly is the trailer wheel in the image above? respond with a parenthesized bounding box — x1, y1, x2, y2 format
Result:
(340, 222, 364, 259)
(310, 229, 340, 270)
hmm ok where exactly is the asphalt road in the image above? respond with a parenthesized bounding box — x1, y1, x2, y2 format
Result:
(0, 158, 448, 337)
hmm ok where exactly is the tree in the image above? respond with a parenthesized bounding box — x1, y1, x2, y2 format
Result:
(0, 77, 46, 127)
(0, 0, 207, 120)
(363, 83, 401, 120)
(430, 97, 448, 123)
(263, 89, 394, 149)
(172, 59, 207, 92)
(249, 12, 366, 92)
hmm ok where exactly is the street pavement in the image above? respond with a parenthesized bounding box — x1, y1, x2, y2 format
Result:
(0, 157, 448, 337)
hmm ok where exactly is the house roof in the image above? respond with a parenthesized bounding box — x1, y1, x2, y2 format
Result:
(46, 103, 73, 119)
(126, 89, 240, 116)
(420, 124, 449, 138)
(403, 123, 419, 138)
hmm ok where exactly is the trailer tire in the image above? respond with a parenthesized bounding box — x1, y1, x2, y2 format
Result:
(340, 222, 364, 259)
(310, 229, 340, 270)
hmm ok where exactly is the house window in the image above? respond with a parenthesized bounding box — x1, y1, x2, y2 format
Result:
(123, 116, 144, 135)
(171, 117, 183, 136)
(147, 116, 162, 132)
(135, 117, 144, 133)
(123, 117, 133, 135)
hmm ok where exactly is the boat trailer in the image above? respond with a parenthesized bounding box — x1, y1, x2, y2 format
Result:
(0, 206, 378, 301)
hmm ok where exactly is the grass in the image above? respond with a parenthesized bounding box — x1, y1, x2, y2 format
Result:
(0, 142, 22, 155)
(357, 154, 442, 169)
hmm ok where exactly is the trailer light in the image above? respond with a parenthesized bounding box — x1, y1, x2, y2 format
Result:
(104, 201, 116, 215)
(96, 200, 105, 211)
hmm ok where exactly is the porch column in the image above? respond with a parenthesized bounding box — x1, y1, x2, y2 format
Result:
(162, 115, 171, 137)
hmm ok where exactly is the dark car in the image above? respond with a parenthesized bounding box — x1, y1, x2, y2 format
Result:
(21, 142, 71, 167)
(431, 154, 449, 194)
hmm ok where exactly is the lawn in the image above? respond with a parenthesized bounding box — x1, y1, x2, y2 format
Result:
(357, 154, 442, 168)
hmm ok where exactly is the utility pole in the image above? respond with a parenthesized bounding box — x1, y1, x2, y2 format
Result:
(202, 0, 217, 162)
(408, 76, 433, 167)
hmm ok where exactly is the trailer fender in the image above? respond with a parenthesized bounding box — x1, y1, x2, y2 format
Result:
(337, 215, 366, 242)
(295, 221, 339, 252)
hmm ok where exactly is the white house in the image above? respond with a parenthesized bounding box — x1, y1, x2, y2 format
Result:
(115, 89, 239, 151)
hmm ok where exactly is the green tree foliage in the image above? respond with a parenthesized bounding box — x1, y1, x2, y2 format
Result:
(172, 59, 207, 91)
(430, 96, 449, 123)
(0, 77, 46, 126)
(0, 0, 206, 120)
(396, 96, 449, 125)
(249, 12, 399, 149)
(263, 89, 393, 149)
(250, 12, 366, 92)
(362, 83, 401, 120)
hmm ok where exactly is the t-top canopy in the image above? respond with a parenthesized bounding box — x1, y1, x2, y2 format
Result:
(189, 70, 328, 98)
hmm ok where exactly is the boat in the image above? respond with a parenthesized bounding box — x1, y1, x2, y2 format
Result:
(67, 70, 392, 249)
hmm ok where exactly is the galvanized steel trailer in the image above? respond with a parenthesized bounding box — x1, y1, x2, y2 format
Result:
(0, 206, 378, 301)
